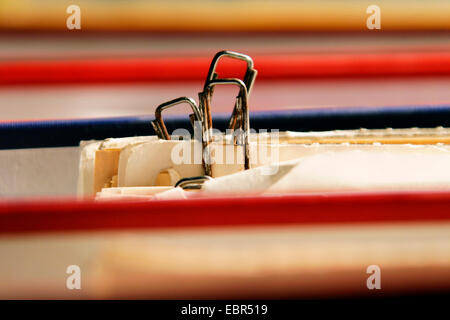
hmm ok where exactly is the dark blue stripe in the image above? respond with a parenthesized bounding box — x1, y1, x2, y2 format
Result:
(2, 105, 450, 149)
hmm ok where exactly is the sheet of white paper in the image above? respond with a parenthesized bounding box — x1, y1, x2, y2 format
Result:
(203, 144, 450, 194)
(0, 147, 80, 197)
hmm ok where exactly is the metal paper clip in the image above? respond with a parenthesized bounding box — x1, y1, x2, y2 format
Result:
(203, 50, 257, 132)
(151, 97, 202, 140)
(175, 176, 213, 190)
(152, 51, 255, 178)
(205, 50, 257, 96)
(199, 78, 250, 176)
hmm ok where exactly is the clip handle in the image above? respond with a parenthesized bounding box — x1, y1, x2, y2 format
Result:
(204, 50, 258, 95)
(202, 50, 257, 134)
(152, 97, 202, 140)
(200, 79, 250, 175)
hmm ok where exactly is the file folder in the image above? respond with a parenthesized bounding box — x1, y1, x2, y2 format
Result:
(1, 50, 450, 300)
(3, 104, 450, 150)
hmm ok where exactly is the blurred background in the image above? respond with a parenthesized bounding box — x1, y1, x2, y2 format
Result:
(1, 1, 450, 300)
(0, 0, 449, 121)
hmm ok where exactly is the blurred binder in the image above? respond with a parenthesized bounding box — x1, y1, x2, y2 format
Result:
(1, 50, 450, 299)
(1, 0, 449, 31)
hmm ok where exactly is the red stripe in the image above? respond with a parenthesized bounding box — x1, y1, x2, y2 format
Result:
(0, 191, 450, 234)
(1, 52, 450, 85)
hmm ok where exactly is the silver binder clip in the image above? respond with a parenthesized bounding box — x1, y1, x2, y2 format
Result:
(199, 78, 250, 176)
(203, 50, 257, 132)
(152, 51, 255, 178)
(205, 50, 257, 96)
(151, 97, 202, 140)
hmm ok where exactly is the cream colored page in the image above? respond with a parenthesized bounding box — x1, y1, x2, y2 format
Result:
(203, 144, 450, 194)
(77, 136, 156, 196)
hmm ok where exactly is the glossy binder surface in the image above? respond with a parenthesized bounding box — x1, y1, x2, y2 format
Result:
(1, 191, 450, 234)
(2, 52, 450, 85)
